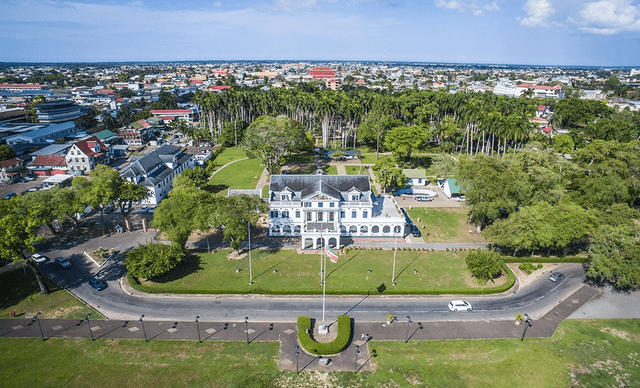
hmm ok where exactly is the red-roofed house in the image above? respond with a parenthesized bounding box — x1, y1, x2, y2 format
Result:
(208, 85, 231, 93)
(65, 136, 110, 174)
(0, 158, 29, 182)
(29, 155, 67, 176)
(150, 109, 198, 122)
(0, 84, 48, 91)
(310, 67, 336, 79)
(326, 79, 340, 90)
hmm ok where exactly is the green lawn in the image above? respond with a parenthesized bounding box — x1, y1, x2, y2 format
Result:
(345, 165, 369, 175)
(359, 152, 390, 164)
(0, 338, 279, 388)
(405, 207, 485, 243)
(0, 266, 104, 320)
(129, 249, 510, 295)
(208, 147, 247, 172)
(207, 158, 265, 195)
(323, 165, 338, 175)
(2, 319, 638, 387)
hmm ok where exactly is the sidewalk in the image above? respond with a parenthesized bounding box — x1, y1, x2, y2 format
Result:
(1, 285, 599, 372)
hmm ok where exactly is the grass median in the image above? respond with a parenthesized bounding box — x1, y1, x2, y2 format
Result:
(405, 207, 486, 244)
(128, 249, 512, 295)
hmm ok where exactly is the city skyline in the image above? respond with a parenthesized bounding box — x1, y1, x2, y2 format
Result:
(1, 0, 639, 67)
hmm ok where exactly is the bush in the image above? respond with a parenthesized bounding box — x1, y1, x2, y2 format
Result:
(466, 250, 504, 284)
(125, 243, 185, 279)
(518, 262, 537, 275)
(297, 315, 351, 355)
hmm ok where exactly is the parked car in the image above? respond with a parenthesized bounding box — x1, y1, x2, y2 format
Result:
(411, 225, 421, 237)
(548, 272, 564, 282)
(140, 206, 149, 213)
(3, 192, 16, 200)
(448, 300, 472, 312)
(88, 278, 107, 291)
(31, 253, 48, 264)
(456, 196, 466, 202)
(416, 195, 433, 202)
(104, 205, 115, 214)
(54, 257, 72, 269)
(148, 206, 156, 213)
(26, 187, 39, 193)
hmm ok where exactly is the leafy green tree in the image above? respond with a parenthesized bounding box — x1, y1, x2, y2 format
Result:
(0, 144, 16, 162)
(178, 166, 209, 188)
(134, 109, 152, 122)
(219, 120, 248, 147)
(75, 165, 123, 234)
(118, 87, 136, 98)
(384, 125, 428, 164)
(375, 166, 405, 194)
(243, 115, 312, 174)
(117, 182, 150, 219)
(465, 250, 503, 284)
(603, 76, 621, 92)
(587, 224, 640, 290)
(0, 196, 49, 293)
(125, 243, 185, 279)
(431, 155, 458, 179)
(553, 133, 574, 154)
(213, 195, 269, 252)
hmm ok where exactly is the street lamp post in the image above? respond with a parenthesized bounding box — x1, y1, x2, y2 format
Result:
(244, 316, 249, 344)
(392, 235, 397, 286)
(195, 315, 201, 343)
(139, 314, 147, 342)
(295, 345, 299, 374)
(248, 222, 253, 285)
(354, 345, 360, 373)
(33, 312, 44, 341)
(521, 314, 532, 341)
(85, 313, 93, 341)
(405, 316, 412, 343)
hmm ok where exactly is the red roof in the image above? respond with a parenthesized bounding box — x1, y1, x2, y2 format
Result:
(135, 119, 152, 129)
(542, 127, 552, 133)
(209, 85, 231, 90)
(518, 84, 562, 90)
(74, 136, 108, 157)
(538, 105, 546, 110)
(159, 116, 174, 121)
(31, 155, 66, 167)
(0, 158, 21, 168)
(0, 84, 46, 89)
(189, 79, 203, 84)
(95, 89, 115, 95)
(150, 109, 191, 114)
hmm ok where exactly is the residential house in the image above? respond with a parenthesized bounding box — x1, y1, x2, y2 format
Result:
(149, 108, 198, 123)
(119, 119, 154, 146)
(65, 136, 110, 174)
(0, 158, 29, 183)
(119, 144, 194, 204)
(29, 155, 67, 176)
(268, 172, 405, 250)
(443, 179, 461, 199)
(402, 169, 427, 187)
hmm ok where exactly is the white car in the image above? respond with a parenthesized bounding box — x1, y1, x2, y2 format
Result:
(456, 196, 466, 202)
(31, 253, 48, 264)
(448, 300, 472, 312)
(140, 206, 149, 213)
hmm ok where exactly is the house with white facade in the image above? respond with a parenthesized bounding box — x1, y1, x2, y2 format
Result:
(119, 144, 194, 204)
(268, 171, 405, 250)
(402, 169, 427, 187)
(65, 136, 110, 174)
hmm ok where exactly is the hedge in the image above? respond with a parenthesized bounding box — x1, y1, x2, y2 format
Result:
(297, 315, 351, 356)
(501, 256, 589, 264)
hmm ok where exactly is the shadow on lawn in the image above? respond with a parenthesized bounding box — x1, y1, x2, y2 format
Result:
(0, 266, 65, 311)
(326, 252, 358, 280)
(150, 254, 205, 284)
(393, 254, 420, 284)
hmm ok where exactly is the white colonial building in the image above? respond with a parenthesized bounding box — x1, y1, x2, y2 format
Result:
(268, 171, 405, 250)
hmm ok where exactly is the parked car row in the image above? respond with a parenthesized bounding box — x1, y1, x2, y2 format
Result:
(31, 252, 107, 291)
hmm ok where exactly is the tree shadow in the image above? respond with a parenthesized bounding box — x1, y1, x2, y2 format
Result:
(145, 254, 205, 284)
(0, 265, 66, 310)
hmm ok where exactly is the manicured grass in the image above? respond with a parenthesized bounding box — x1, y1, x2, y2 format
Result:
(2, 319, 638, 387)
(209, 147, 247, 171)
(359, 152, 391, 164)
(405, 207, 486, 243)
(207, 158, 265, 195)
(0, 338, 280, 388)
(323, 165, 338, 175)
(359, 319, 640, 388)
(129, 249, 509, 295)
(284, 153, 315, 164)
(345, 165, 369, 175)
(0, 266, 104, 320)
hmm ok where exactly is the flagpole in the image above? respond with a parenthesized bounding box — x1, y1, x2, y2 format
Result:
(322, 238, 326, 332)
(248, 221, 253, 285)
(319, 230, 323, 285)
(392, 234, 397, 286)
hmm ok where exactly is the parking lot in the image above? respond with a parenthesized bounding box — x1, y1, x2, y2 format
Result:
(0, 174, 63, 198)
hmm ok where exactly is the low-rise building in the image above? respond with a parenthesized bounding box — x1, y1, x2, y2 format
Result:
(29, 155, 67, 176)
(65, 136, 110, 174)
(35, 100, 84, 123)
(0, 158, 29, 182)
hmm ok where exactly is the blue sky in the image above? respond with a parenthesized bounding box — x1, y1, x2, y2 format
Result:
(1, 0, 639, 66)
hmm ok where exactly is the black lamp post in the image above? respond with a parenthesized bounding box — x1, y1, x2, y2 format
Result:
(244, 316, 249, 344)
(85, 313, 93, 341)
(354, 345, 360, 373)
(139, 314, 147, 342)
(33, 312, 44, 341)
(521, 314, 532, 341)
(295, 345, 299, 374)
(405, 316, 412, 343)
(195, 315, 201, 343)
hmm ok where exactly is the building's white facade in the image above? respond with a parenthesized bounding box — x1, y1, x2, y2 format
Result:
(268, 172, 405, 250)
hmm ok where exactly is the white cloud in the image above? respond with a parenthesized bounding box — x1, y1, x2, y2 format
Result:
(214, 1, 222, 6)
(434, 0, 499, 16)
(519, 0, 555, 28)
(578, 0, 640, 34)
